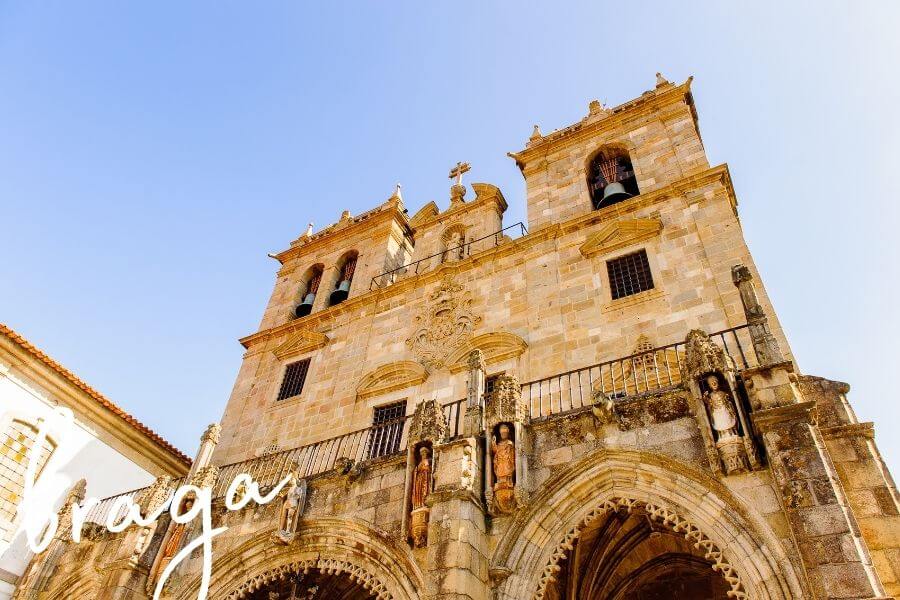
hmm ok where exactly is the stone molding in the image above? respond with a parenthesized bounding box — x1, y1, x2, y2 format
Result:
(356, 361, 428, 399)
(225, 557, 391, 600)
(578, 217, 662, 258)
(533, 497, 747, 600)
(446, 331, 528, 373)
(820, 421, 875, 440)
(751, 400, 816, 433)
(272, 329, 329, 360)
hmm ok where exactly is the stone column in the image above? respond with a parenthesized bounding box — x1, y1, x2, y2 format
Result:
(746, 364, 886, 599)
(802, 376, 900, 597)
(406, 399, 490, 600)
(464, 350, 486, 437)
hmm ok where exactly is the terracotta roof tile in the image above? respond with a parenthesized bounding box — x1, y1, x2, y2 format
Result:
(0, 323, 191, 466)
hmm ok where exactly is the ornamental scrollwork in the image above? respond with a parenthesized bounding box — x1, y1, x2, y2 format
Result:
(406, 276, 481, 370)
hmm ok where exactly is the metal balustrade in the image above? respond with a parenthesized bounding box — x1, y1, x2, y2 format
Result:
(522, 324, 758, 419)
(85, 327, 757, 515)
(370, 223, 528, 289)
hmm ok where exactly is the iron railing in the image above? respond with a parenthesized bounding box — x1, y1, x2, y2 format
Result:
(85, 326, 757, 520)
(522, 324, 757, 419)
(370, 222, 528, 289)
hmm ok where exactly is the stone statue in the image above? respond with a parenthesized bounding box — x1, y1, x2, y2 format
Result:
(155, 495, 194, 582)
(492, 423, 517, 513)
(703, 374, 739, 439)
(410, 445, 432, 547)
(274, 472, 307, 544)
(412, 446, 431, 509)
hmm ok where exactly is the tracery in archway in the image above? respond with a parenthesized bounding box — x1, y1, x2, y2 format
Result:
(244, 567, 376, 600)
(546, 506, 731, 600)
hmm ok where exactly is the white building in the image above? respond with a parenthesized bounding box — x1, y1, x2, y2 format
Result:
(0, 323, 190, 598)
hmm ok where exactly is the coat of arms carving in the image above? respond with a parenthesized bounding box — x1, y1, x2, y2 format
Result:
(406, 276, 481, 369)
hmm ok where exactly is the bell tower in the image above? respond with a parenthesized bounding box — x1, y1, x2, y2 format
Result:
(509, 75, 710, 231)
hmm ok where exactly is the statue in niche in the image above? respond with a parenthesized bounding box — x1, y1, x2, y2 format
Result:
(444, 230, 464, 262)
(273, 472, 307, 544)
(703, 374, 739, 439)
(155, 495, 195, 583)
(491, 423, 517, 514)
(410, 445, 432, 547)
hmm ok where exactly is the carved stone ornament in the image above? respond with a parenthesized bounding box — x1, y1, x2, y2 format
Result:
(408, 398, 448, 444)
(189, 465, 220, 490)
(406, 276, 481, 370)
(138, 475, 173, 517)
(682, 329, 734, 380)
(57, 479, 87, 540)
(201, 423, 222, 445)
(484, 374, 528, 428)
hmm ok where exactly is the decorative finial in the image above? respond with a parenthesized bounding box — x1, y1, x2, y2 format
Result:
(340, 210, 351, 222)
(449, 162, 470, 205)
(655, 72, 670, 87)
(530, 124, 542, 141)
(303, 222, 314, 237)
(391, 183, 403, 202)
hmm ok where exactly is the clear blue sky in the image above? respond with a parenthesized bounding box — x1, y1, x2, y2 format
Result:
(3, 2, 899, 471)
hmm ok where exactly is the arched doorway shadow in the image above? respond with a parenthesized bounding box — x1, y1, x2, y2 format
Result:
(491, 448, 805, 600)
(176, 518, 424, 600)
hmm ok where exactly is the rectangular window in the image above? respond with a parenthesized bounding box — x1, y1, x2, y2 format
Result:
(367, 400, 407, 459)
(607, 250, 654, 300)
(277, 359, 311, 400)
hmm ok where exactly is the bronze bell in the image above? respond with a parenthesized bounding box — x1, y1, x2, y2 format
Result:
(599, 181, 631, 206)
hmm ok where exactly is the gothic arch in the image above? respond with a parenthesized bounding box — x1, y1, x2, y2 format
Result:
(176, 518, 424, 600)
(491, 448, 804, 600)
(44, 571, 100, 600)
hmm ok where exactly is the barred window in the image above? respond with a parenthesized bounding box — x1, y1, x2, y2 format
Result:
(607, 250, 654, 300)
(484, 374, 502, 402)
(277, 359, 311, 400)
(0, 420, 55, 528)
(367, 400, 406, 459)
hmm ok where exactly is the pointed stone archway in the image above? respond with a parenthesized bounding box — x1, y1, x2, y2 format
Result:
(491, 449, 806, 600)
(176, 518, 424, 600)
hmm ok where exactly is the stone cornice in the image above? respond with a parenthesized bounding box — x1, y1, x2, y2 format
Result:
(509, 79, 695, 166)
(272, 200, 410, 265)
(239, 165, 736, 351)
(820, 422, 875, 440)
(751, 400, 816, 433)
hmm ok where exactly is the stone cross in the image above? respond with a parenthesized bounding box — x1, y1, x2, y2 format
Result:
(449, 161, 471, 186)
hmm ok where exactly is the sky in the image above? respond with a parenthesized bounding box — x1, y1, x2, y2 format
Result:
(2, 2, 899, 472)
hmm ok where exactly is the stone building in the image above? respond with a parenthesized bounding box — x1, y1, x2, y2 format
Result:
(0, 324, 191, 599)
(14, 76, 900, 599)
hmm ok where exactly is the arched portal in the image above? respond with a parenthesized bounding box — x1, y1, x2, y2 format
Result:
(543, 498, 735, 600)
(491, 449, 806, 600)
(177, 518, 424, 600)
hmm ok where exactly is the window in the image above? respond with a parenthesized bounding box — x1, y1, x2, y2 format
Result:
(0, 420, 55, 528)
(589, 151, 640, 210)
(277, 359, 311, 400)
(607, 250, 654, 300)
(367, 400, 406, 459)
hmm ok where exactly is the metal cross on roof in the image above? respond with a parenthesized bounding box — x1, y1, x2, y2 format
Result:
(449, 161, 471, 186)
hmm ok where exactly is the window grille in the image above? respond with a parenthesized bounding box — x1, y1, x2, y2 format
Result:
(0, 420, 55, 528)
(607, 250, 654, 300)
(277, 359, 311, 401)
(367, 400, 406, 459)
(341, 257, 357, 281)
(484, 374, 502, 403)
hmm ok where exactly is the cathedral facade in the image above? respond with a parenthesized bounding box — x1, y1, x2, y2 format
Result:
(14, 76, 900, 599)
